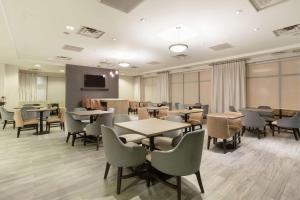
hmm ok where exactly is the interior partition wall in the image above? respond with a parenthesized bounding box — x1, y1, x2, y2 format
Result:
(246, 57, 300, 110)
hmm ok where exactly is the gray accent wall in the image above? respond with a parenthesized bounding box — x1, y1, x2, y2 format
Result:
(65, 64, 119, 110)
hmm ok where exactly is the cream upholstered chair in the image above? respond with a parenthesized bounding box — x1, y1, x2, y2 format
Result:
(207, 115, 238, 153)
(14, 110, 38, 138)
(101, 125, 147, 194)
(187, 110, 203, 131)
(142, 116, 184, 151)
(149, 130, 205, 200)
(65, 112, 86, 146)
(113, 114, 146, 144)
(157, 107, 169, 119)
(46, 107, 65, 132)
(85, 113, 113, 150)
(138, 107, 150, 120)
(224, 111, 243, 143)
(272, 112, 300, 141)
(0, 106, 15, 129)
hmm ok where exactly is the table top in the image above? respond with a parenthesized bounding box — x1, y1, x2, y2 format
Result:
(208, 113, 244, 119)
(241, 108, 273, 113)
(27, 108, 56, 112)
(14, 106, 44, 109)
(176, 109, 203, 115)
(70, 110, 111, 116)
(115, 118, 190, 137)
(146, 106, 161, 110)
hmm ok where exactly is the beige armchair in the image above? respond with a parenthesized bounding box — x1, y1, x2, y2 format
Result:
(207, 115, 239, 153)
(46, 107, 65, 132)
(157, 107, 169, 119)
(187, 110, 203, 131)
(14, 110, 38, 138)
(138, 107, 150, 120)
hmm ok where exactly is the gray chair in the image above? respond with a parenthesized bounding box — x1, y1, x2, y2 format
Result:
(65, 112, 86, 146)
(229, 106, 237, 112)
(175, 103, 185, 110)
(113, 114, 146, 144)
(21, 106, 37, 121)
(72, 107, 90, 122)
(149, 130, 205, 200)
(101, 125, 147, 194)
(107, 107, 115, 113)
(202, 105, 209, 119)
(257, 106, 272, 109)
(0, 106, 15, 129)
(85, 113, 113, 150)
(272, 112, 300, 141)
(142, 115, 184, 150)
(241, 110, 266, 139)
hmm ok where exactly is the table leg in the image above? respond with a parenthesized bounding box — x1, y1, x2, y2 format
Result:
(149, 137, 155, 151)
(39, 112, 43, 134)
(279, 109, 282, 119)
(184, 114, 188, 133)
(90, 115, 94, 123)
(153, 110, 157, 118)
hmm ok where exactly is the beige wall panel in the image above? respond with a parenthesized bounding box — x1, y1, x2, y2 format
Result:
(246, 77, 279, 108)
(171, 73, 183, 83)
(247, 62, 279, 77)
(281, 59, 300, 75)
(200, 70, 211, 81)
(184, 72, 198, 82)
(281, 76, 300, 110)
(199, 82, 211, 105)
(184, 82, 199, 104)
(171, 83, 183, 103)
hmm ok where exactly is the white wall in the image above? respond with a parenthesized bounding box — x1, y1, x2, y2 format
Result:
(4, 65, 19, 108)
(119, 76, 134, 100)
(0, 64, 5, 97)
(47, 76, 65, 106)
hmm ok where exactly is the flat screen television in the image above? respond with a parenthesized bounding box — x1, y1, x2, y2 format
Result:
(84, 74, 105, 88)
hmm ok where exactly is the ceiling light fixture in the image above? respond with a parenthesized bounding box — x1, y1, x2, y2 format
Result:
(115, 70, 119, 75)
(34, 64, 41, 67)
(103, 74, 106, 78)
(110, 71, 115, 78)
(253, 28, 260, 32)
(140, 18, 146, 22)
(169, 44, 188, 53)
(235, 10, 242, 15)
(112, 37, 117, 41)
(66, 25, 75, 31)
(119, 62, 130, 68)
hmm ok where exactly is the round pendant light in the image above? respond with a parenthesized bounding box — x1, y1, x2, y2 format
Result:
(169, 43, 188, 53)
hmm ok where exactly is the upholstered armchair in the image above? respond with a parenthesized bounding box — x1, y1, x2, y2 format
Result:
(113, 114, 146, 144)
(187, 110, 203, 131)
(157, 107, 169, 119)
(138, 107, 150, 120)
(46, 107, 65, 132)
(85, 113, 113, 150)
(14, 110, 38, 138)
(149, 130, 205, 200)
(207, 115, 238, 153)
(0, 106, 15, 129)
(272, 112, 300, 141)
(65, 112, 86, 146)
(101, 125, 147, 194)
(241, 110, 266, 139)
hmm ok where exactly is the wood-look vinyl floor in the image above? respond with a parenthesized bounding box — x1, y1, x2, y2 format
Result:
(0, 123, 300, 200)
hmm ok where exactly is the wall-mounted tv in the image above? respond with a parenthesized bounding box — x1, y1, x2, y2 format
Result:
(84, 74, 106, 88)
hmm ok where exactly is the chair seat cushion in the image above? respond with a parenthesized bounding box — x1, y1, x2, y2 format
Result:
(142, 137, 174, 151)
(24, 119, 38, 126)
(120, 134, 146, 143)
(47, 116, 60, 123)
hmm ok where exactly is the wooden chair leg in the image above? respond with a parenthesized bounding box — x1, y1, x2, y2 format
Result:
(195, 171, 205, 193)
(83, 132, 87, 146)
(13, 121, 15, 129)
(3, 120, 7, 130)
(223, 139, 227, 154)
(104, 162, 110, 179)
(272, 125, 275, 136)
(176, 176, 181, 200)
(72, 134, 76, 146)
(36, 124, 38, 135)
(293, 129, 299, 141)
(117, 167, 123, 194)
(17, 127, 21, 138)
(242, 126, 246, 136)
(66, 132, 71, 143)
(96, 135, 100, 150)
(207, 136, 211, 150)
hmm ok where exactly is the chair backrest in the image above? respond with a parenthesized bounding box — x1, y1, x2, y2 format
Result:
(241, 110, 266, 129)
(163, 115, 183, 138)
(98, 113, 113, 127)
(193, 103, 202, 109)
(14, 110, 24, 128)
(0, 106, 9, 120)
(258, 106, 272, 109)
(229, 106, 237, 112)
(113, 114, 131, 136)
(207, 116, 231, 139)
(157, 108, 169, 118)
(277, 112, 300, 129)
(107, 107, 115, 114)
(138, 107, 150, 120)
(64, 112, 85, 133)
(202, 105, 209, 117)
(21, 107, 36, 121)
(189, 111, 203, 121)
(58, 107, 65, 122)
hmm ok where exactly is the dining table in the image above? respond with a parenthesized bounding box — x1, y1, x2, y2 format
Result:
(115, 118, 190, 151)
(27, 108, 56, 135)
(70, 110, 111, 123)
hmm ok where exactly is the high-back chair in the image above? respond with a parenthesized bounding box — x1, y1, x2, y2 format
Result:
(187, 110, 203, 131)
(85, 113, 113, 150)
(241, 110, 266, 139)
(21, 106, 37, 121)
(101, 125, 147, 194)
(150, 130, 205, 200)
(14, 110, 38, 138)
(113, 114, 146, 144)
(272, 112, 300, 140)
(157, 107, 169, 119)
(138, 107, 150, 120)
(207, 115, 238, 153)
(64, 112, 86, 146)
(46, 107, 65, 132)
(0, 106, 15, 129)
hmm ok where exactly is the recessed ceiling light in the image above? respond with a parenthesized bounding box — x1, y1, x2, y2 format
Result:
(140, 18, 146, 22)
(235, 10, 242, 15)
(34, 64, 41, 67)
(253, 28, 260, 32)
(119, 62, 130, 68)
(169, 44, 188, 53)
(59, 69, 65, 73)
(115, 70, 119, 75)
(112, 37, 117, 41)
(66, 25, 75, 31)
(102, 74, 106, 78)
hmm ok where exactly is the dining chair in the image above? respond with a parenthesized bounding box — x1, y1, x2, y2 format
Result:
(149, 130, 205, 200)
(138, 107, 150, 120)
(241, 110, 266, 139)
(46, 107, 65, 132)
(72, 107, 90, 122)
(272, 112, 300, 141)
(101, 125, 147, 194)
(257, 106, 274, 129)
(113, 114, 146, 144)
(64, 112, 86, 146)
(201, 105, 209, 119)
(187, 110, 203, 131)
(229, 106, 237, 112)
(142, 115, 184, 151)
(85, 113, 113, 150)
(21, 106, 37, 121)
(193, 103, 202, 109)
(14, 110, 38, 138)
(157, 107, 169, 119)
(107, 107, 115, 113)
(0, 106, 15, 129)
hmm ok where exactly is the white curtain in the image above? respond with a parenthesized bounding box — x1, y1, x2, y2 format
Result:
(19, 72, 37, 102)
(212, 60, 246, 113)
(158, 72, 169, 102)
(133, 76, 141, 101)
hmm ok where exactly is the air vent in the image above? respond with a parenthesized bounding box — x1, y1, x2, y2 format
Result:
(99, 0, 144, 13)
(55, 56, 72, 61)
(77, 26, 105, 39)
(173, 54, 188, 60)
(249, 0, 288, 11)
(210, 43, 233, 51)
(147, 61, 160, 65)
(273, 24, 300, 37)
(62, 45, 84, 52)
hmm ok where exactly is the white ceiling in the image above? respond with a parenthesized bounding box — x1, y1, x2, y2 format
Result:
(0, 0, 299, 75)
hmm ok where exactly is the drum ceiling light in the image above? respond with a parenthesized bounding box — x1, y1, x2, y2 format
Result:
(169, 44, 188, 53)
